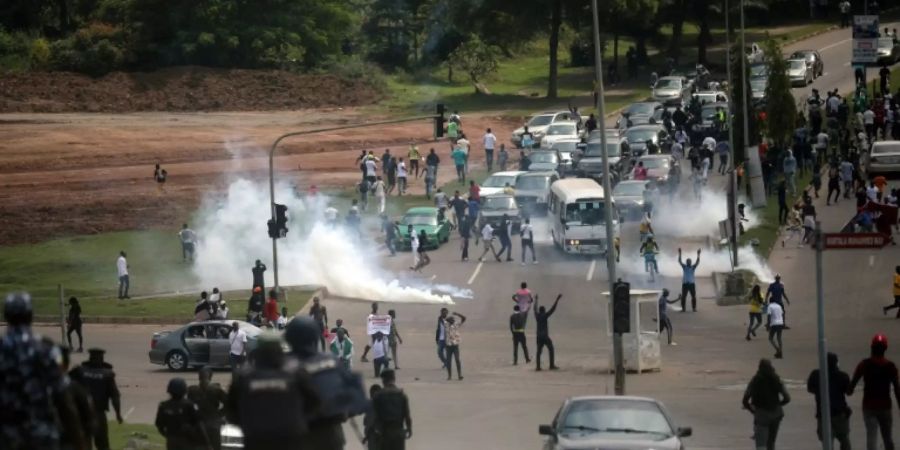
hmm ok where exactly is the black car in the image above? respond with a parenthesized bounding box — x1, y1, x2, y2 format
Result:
(574, 135, 632, 184)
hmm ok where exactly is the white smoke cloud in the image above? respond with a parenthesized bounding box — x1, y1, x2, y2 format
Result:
(192, 178, 470, 304)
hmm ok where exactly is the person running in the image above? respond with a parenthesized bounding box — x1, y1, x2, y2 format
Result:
(742, 359, 791, 450)
(66, 296, 84, 352)
(308, 296, 328, 351)
(387, 309, 402, 370)
(373, 176, 386, 214)
(435, 308, 448, 369)
(766, 300, 785, 359)
(483, 128, 497, 171)
(849, 333, 900, 450)
(765, 275, 791, 328)
(512, 282, 535, 315)
(826, 164, 841, 205)
(360, 302, 380, 363)
(509, 305, 530, 365)
(534, 294, 562, 371)
(807, 352, 852, 450)
(478, 222, 498, 262)
(677, 248, 701, 312)
(882, 265, 900, 318)
(746, 284, 765, 341)
(520, 218, 537, 265)
(639, 213, 654, 242)
(640, 236, 660, 282)
(657, 289, 679, 345)
(178, 224, 197, 262)
(459, 213, 471, 261)
(383, 216, 399, 257)
(397, 157, 408, 195)
(451, 145, 467, 182)
(443, 312, 466, 380)
(496, 215, 513, 262)
(408, 144, 420, 178)
(413, 230, 431, 271)
(408, 224, 420, 271)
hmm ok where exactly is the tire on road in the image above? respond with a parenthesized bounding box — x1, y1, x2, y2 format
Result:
(166, 350, 188, 371)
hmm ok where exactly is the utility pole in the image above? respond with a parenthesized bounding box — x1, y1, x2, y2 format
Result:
(725, 0, 739, 268)
(591, 0, 624, 395)
(814, 221, 833, 450)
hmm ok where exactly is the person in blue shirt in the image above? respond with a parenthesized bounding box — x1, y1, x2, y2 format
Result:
(765, 275, 791, 328)
(658, 289, 681, 345)
(678, 248, 701, 312)
(451, 146, 467, 182)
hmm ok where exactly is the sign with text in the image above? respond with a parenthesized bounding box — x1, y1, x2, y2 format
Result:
(823, 232, 888, 249)
(366, 314, 392, 336)
(853, 15, 879, 63)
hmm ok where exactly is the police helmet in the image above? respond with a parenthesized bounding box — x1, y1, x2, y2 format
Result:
(284, 316, 320, 356)
(4, 292, 33, 326)
(253, 332, 285, 367)
(167, 377, 188, 398)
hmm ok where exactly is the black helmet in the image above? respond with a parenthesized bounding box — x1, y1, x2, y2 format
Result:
(4, 292, 33, 326)
(253, 332, 285, 368)
(167, 377, 187, 398)
(284, 316, 320, 357)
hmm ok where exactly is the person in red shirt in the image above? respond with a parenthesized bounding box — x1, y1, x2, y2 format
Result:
(468, 180, 480, 202)
(263, 290, 279, 327)
(849, 333, 900, 450)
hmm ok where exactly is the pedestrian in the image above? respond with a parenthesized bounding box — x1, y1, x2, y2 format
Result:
(807, 352, 853, 450)
(883, 265, 900, 318)
(66, 296, 84, 352)
(434, 188, 448, 222)
(371, 332, 390, 377)
(194, 291, 212, 321)
(384, 216, 400, 257)
(520, 217, 537, 265)
(330, 327, 354, 369)
(746, 284, 765, 341)
(483, 128, 497, 171)
(519, 150, 531, 171)
(498, 144, 509, 171)
(251, 260, 266, 292)
(264, 290, 279, 328)
(827, 165, 841, 205)
(276, 307, 288, 330)
(849, 333, 900, 450)
(156, 378, 210, 450)
(385, 154, 397, 195)
(371, 369, 413, 449)
(658, 289, 679, 345)
(496, 214, 513, 262)
(365, 151, 379, 184)
(534, 294, 562, 370)
(512, 282, 535, 314)
(408, 225, 420, 271)
(228, 321, 248, 370)
(408, 144, 420, 178)
(451, 144, 467, 182)
(742, 359, 791, 450)
(677, 248, 701, 312)
(116, 250, 129, 299)
(246, 287, 264, 325)
(449, 190, 467, 230)
(435, 308, 448, 368)
(154, 164, 168, 193)
(388, 309, 403, 370)
(424, 163, 435, 199)
(783, 150, 797, 195)
(478, 222, 498, 262)
(187, 367, 227, 450)
(459, 212, 471, 261)
(373, 176, 386, 213)
(777, 181, 789, 225)
(509, 305, 530, 365)
(426, 147, 440, 179)
(363, 384, 381, 450)
(765, 275, 791, 328)
(397, 157, 408, 196)
(361, 302, 381, 363)
(447, 117, 459, 143)
(309, 296, 328, 351)
(443, 311, 467, 380)
(358, 178, 370, 211)
(179, 223, 197, 262)
(840, 0, 850, 27)
(766, 299, 785, 359)
(413, 230, 431, 271)
(80, 348, 124, 450)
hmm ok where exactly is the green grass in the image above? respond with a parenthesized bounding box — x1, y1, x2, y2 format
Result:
(109, 422, 164, 450)
(741, 171, 813, 256)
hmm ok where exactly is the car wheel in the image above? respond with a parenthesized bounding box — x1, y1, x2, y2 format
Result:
(166, 350, 188, 371)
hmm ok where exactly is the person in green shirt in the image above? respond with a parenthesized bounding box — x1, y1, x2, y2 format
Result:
(408, 144, 421, 178)
(448, 121, 459, 144)
(451, 146, 467, 182)
(330, 328, 354, 369)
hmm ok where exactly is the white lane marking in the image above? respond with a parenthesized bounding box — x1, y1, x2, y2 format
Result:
(843, 62, 851, 67)
(124, 406, 135, 420)
(587, 259, 597, 281)
(869, 255, 876, 267)
(467, 262, 483, 285)
(819, 37, 851, 53)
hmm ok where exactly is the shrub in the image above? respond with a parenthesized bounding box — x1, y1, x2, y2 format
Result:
(49, 23, 127, 76)
(29, 38, 51, 69)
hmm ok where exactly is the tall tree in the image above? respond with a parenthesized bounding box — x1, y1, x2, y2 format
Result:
(763, 39, 796, 148)
(729, 40, 758, 162)
(547, 0, 562, 98)
(450, 34, 499, 94)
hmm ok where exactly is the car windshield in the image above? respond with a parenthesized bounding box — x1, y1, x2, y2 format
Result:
(402, 214, 437, 226)
(694, 93, 716, 104)
(626, 103, 657, 116)
(516, 176, 550, 190)
(791, 52, 812, 61)
(564, 201, 607, 226)
(546, 124, 576, 135)
(584, 142, 622, 157)
(639, 158, 668, 169)
(750, 64, 768, 78)
(552, 141, 578, 152)
(701, 106, 720, 120)
(483, 196, 516, 210)
(560, 399, 673, 437)
(613, 182, 647, 196)
(655, 79, 680, 89)
(750, 79, 766, 92)
(528, 115, 554, 127)
(530, 152, 558, 163)
(789, 60, 805, 70)
(483, 175, 517, 188)
(625, 128, 658, 143)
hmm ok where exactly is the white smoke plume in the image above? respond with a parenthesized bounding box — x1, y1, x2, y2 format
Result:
(192, 178, 470, 304)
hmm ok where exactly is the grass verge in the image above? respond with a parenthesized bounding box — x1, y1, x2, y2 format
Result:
(741, 171, 813, 256)
(109, 422, 164, 450)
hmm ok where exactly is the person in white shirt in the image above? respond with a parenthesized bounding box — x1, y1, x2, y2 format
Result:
(324, 205, 339, 227)
(766, 301, 785, 359)
(397, 158, 408, 195)
(408, 225, 420, 270)
(216, 300, 229, 319)
(483, 128, 497, 171)
(520, 218, 537, 265)
(364, 152, 379, 183)
(116, 251, 129, 299)
(671, 141, 684, 160)
(478, 222, 497, 262)
(864, 107, 876, 140)
(702, 136, 716, 151)
(456, 134, 471, 173)
(178, 223, 197, 262)
(228, 321, 248, 368)
(371, 331, 390, 377)
(867, 182, 879, 202)
(373, 176, 387, 213)
(815, 131, 829, 162)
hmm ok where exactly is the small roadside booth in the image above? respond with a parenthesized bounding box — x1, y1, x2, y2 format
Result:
(602, 289, 662, 373)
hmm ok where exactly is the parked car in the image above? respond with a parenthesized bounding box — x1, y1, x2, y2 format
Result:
(652, 76, 690, 106)
(612, 179, 650, 221)
(576, 135, 631, 183)
(616, 102, 662, 129)
(528, 150, 562, 173)
(633, 154, 681, 190)
(398, 206, 451, 250)
(149, 320, 262, 371)
(479, 194, 522, 234)
(866, 140, 900, 174)
(481, 171, 526, 196)
(876, 37, 900, 64)
(699, 101, 729, 130)
(511, 111, 577, 148)
(750, 77, 768, 107)
(514, 171, 560, 216)
(789, 49, 824, 78)
(622, 124, 669, 156)
(750, 62, 770, 80)
(746, 42, 764, 64)
(221, 423, 244, 449)
(539, 396, 692, 450)
(549, 139, 580, 176)
(540, 121, 580, 148)
(788, 58, 813, 86)
(692, 90, 729, 105)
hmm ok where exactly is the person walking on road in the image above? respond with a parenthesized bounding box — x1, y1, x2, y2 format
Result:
(777, 181, 789, 225)
(413, 230, 431, 272)
(520, 218, 537, 265)
(371, 332, 390, 377)
(807, 352, 853, 450)
(80, 348, 124, 450)
(309, 296, 328, 351)
(388, 309, 403, 370)
(383, 216, 400, 257)
(116, 251, 129, 299)
(509, 305, 530, 365)
(746, 285, 765, 341)
(443, 312, 467, 380)
(397, 157, 408, 195)
(330, 327, 354, 369)
(408, 225, 420, 271)
(372, 369, 412, 449)
(373, 176, 387, 214)
(742, 359, 791, 450)
(849, 333, 900, 450)
(882, 265, 900, 318)
(67, 296, 84, 352)
(435, 308, 448, 369)
(478, 222, 498, 262)
(783, 150, 798, 195)
(658, 289, 679, 345)
(534, 294, 562, 371)
(766, 300, 785, 359)
(765, 275, 791, 328)
(484, 128, 497, 171)
(512, 282, 535, 315)
(452, 145, 467, 183)
(459, 213, 471, 261)
(496, 215, 513, 262)
(677, 248, 700, 312)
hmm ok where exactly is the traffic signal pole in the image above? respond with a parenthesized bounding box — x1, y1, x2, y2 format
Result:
(267, 114, 440, 295)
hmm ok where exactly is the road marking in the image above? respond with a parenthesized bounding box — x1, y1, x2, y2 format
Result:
(124, 406, 135, 420)
(843, 62, 851, 67)
(587, 259, 597, 281)
(467, 262, 483, 285)
(819, 37, 851, 53)
(869, 255, 876, 267)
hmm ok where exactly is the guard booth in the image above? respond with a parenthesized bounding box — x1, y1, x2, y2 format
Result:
(603, 289, 662, 373)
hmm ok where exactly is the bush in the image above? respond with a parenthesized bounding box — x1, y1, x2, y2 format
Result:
(49, 23, 127, 76)
(29, 38, 51, 69)
(317, 56, 388, 92)
(0, 28, 32, 71)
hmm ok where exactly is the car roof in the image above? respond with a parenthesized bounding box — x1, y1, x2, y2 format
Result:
(616, 179, 650, 186)
(547, 121, 578, 126)
(657, 75, 683, 81)
(638, 154, 672, 160)
(487, 171, 526, 177)
(791, 49, 816, 55)
(627, 124, 664, 131)
(694, 90, 726, 95)
(484, 193, 515, 199)
(552, 137, 582, 143)
(871, 141, 900, 153)
(787, 58, 806, 62)
(406, 206, 437, 214)
(701, 101, 729, 108)
(519, 171, 557, 178)
(567, 395, 661, 403)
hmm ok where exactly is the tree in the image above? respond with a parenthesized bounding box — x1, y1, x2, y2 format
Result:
(729, 40, 758, 162)
(547, 0, 562, 98)
(763, 39, 796, 148)
(449, 35, 499, 94)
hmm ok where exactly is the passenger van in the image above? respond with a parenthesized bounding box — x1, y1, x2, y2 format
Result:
(548, 178, 619, 255)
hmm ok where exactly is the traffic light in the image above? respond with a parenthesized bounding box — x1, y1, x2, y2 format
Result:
(612, 281, 630, 334)
(434, 103, 446, 138)
(267, 219, 279, 239)
(274, 203, 288, 237)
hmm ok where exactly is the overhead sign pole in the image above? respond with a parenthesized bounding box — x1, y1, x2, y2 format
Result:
(814, 222, 832, 450)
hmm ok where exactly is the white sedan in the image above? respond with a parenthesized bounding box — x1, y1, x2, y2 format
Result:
(867, 141, 900, 174)
(540, 121, 580, 149)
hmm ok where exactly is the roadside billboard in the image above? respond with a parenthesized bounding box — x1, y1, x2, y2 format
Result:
(853, 15, 879, 63)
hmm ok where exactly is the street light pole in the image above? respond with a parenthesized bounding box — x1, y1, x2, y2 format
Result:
(814, 221, 833, 450)
(591, 0, 624, 395)
(725, 0, 739, 268)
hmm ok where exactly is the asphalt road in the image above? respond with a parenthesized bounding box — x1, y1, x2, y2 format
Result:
(13, 24, 900, 450)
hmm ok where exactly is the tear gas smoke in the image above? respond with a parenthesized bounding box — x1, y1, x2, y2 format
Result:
(192, 178, 471, 304)
(650, 188, 760, 238)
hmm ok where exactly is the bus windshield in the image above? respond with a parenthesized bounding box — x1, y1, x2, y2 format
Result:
(565, 201, 607, 226)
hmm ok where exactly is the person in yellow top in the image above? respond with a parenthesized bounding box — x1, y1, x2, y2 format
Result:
(746, 284, 766, 340)
(408, 144, 421, 179)
(883, 266, 900, 318)
(502, 182, 515, 195)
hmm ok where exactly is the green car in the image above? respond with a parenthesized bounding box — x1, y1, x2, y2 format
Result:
(398, 206, 451, 250)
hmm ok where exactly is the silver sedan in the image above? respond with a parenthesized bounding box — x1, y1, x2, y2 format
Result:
(149, 320, 262, 371)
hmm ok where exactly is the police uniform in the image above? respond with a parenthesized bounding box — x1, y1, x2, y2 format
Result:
(155, 397, 207, 450)
(63, 366, 95, 450)
(187, 382, 227, 450)
(79, 349, 121, 450)
(372, 385, 411, 450)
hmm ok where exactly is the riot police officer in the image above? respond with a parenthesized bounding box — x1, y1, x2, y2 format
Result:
(156, 377, 210, 450)
(372, 369, 412, 450)
(187, 367, 227, 450)
(226, 332, 319, 450)
(78, 348, 123, 450)
(0, 292, 84, 450)
(61, 346, 95, 450)
(284, 317, 369, 450)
